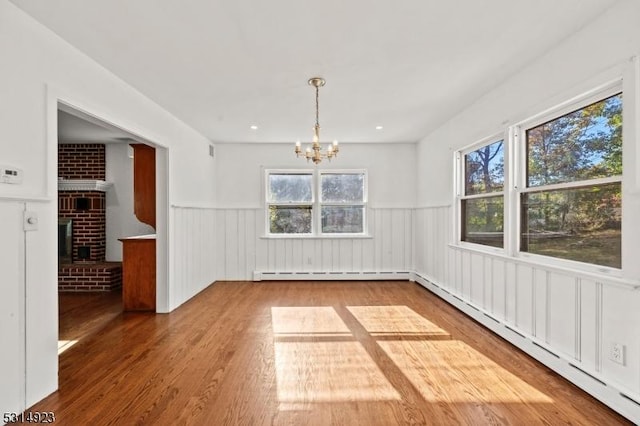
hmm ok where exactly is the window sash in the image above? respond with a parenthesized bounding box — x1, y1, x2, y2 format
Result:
(458, 136, 506, 250)
(266, 169, 367, 236)
(519, 182, 621, 269)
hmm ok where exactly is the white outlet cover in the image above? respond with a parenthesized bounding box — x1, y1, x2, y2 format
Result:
(611, 343, 625, 365)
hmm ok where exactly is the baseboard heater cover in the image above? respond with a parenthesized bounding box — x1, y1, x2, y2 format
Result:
(253, 271, 411, 281)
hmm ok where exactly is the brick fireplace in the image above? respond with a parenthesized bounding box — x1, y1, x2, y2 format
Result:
(58, 144, 122, 291)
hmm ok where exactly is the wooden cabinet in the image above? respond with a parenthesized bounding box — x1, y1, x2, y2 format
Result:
(119, 235, 156, 312)
(131, 144, 156, 229)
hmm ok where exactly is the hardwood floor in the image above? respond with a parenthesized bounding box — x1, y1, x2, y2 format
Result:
(57, 291, 122, 354)
(38, 281, 631, 425)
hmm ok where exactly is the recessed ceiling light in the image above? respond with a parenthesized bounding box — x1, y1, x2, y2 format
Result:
(250, 125, 258, 130)
(375, 125, 384, 130)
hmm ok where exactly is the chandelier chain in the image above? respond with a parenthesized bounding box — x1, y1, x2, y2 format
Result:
(315, 84, 320, 127)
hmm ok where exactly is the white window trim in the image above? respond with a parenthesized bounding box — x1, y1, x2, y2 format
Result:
(454, 80, 625, 276)
(455, 133, 508, 254)
(264, 168, 369, 238)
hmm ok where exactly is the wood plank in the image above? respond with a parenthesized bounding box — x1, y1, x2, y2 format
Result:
(33, 281, 630, 425)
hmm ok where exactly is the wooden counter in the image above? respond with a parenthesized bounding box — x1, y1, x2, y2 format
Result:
(119, 234, 156, 312)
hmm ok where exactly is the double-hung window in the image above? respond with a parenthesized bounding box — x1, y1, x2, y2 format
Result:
(459, 139, 505, 248)
(266, 170, 367, 236)
(456, 83, 623, 270)
(267, 172, 313, 234)
(320, 172, 366, 234)
(519, 89, 622, 268)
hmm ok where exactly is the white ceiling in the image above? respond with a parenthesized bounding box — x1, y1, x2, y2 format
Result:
(12, 0, 617, 144)
(57, 109, 136, 143)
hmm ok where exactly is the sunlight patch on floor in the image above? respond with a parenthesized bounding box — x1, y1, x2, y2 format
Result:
(271, 306, 351, 335)
(271, 306, 399, 403)
(275, 341, 400, 403)
(378, 340, 553, 403)
(347, 305, 450, 337)
(57, 339, 78, 355)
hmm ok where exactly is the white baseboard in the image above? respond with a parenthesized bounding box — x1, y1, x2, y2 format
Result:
(253, 270, 411, 281)
(410, 271, 640, 423)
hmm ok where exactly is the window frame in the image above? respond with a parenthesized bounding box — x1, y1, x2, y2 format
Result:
(456, 133, 508, 253)
(514, 83, 623, 272)
(264, 169, 368, 238)
(265, 170, 315, 235)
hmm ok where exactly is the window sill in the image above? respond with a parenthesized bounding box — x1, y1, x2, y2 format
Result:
(261, 234, 373, 240)
(448, 243, 638, 290)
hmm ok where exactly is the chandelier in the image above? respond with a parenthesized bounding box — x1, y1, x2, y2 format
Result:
(294, 77, 339, 164)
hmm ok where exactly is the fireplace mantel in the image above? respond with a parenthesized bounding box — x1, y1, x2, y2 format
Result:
(58, 179, 112, 192)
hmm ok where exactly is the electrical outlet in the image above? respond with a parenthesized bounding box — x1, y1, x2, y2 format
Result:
(610, 342, 625, 365)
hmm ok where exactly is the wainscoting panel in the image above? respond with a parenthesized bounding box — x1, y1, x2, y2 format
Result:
(207, 207, 413, 281)
(515, 264, 534, 336)
(546, 272, 578, 360)
(492, 258, 506, 321)
(171, 207, 218, 308)
(413, 205, 640, 420)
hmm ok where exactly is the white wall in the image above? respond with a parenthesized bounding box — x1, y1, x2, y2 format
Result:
(0, 2, 216, 414)
(105, 143, 155, 261)
(215, 142, 416, 208)
(211, 142, 416, 279)
(415, 0, 640, 420)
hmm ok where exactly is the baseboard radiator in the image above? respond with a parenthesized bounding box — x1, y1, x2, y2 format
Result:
(253, 270, 411, 281)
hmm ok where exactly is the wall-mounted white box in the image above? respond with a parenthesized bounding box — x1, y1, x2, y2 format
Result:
(0, 165, 23, 184)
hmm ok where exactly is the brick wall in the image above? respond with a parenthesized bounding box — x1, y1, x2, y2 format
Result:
(58, 191, 106, 262)
(58, 263, 122, 291)
(58, 144, 106, 180)
(58, 143, 106, 263)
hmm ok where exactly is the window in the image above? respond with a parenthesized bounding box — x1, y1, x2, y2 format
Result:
(460, 139, 505, 248)
(520, 92, 622, 268)
(321, 173, 365, 233)
(267, 173, 313, 234)
(266, 170, 367, 236)
(455, 84, 623, 271)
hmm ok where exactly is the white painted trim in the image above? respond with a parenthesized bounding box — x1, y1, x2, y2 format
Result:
(254, 270, 411, 281)
(519, 176, 621, 194)
(449, 244, 637, 290)
(260, 234, 373, 240)
(0, 197, 52, 203)
(57, 179, 112, 192)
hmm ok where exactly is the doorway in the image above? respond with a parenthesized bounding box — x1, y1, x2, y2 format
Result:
(56, 103, 166, 353)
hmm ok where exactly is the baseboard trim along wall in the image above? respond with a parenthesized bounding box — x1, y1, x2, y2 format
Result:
(253, 270, 411, 281)
(409, 271, 640, 422)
